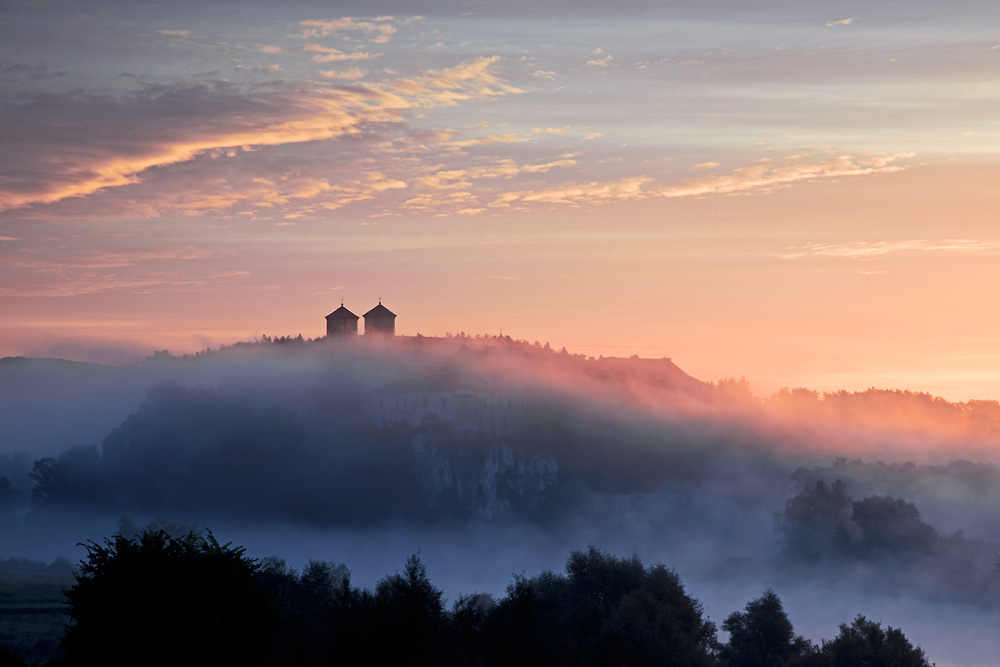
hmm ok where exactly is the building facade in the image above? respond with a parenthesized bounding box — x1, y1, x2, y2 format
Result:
(325, 304, 360, 337)
(363, 301, 396, 336)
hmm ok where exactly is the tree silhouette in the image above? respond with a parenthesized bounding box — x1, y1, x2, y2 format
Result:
(369, 554, 447, 666)
(851, 495, 937, 558)
(817, 615, 931, 667)
(777, 479, 855, 561)
(484, 547, 717, 667)
(720, 589, 810, 667)
(61, 529, 278, 667)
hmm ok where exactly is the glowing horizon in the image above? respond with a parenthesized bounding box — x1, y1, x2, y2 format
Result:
(3, 1, 1000, 404)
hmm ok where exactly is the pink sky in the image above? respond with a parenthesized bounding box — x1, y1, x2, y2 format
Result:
(3, 1, 1000, 401)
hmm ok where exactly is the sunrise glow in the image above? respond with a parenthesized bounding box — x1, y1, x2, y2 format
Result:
(3, 1, 1000, 401)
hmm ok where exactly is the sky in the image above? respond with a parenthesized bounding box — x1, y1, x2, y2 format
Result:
(3, 0, 1000, 401)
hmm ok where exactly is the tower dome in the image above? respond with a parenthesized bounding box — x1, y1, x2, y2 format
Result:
(363, 301, 396, 336)
(325, 303, 359, 337)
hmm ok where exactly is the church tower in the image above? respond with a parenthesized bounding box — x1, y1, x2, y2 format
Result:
(364, 301, 396, 336)
(325, 303, 359, 337)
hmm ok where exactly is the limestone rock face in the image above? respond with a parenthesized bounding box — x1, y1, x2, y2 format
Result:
(411, 431, 559, 524)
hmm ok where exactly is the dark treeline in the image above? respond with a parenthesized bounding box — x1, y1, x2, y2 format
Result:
(0, 529, 933, 667)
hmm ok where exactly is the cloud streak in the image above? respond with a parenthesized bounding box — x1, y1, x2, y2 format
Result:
(655, 152, 913, 199)
(0, 57, 521, 213)
(302, 44, 381, 63)
(484, 152, 912, 208)
(492, 176, 653, 207)
(781, 239, 1000, 260)
(299, 17, 398, 44)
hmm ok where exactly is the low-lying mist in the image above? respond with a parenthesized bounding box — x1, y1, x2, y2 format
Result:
(2, 335, 999, 665)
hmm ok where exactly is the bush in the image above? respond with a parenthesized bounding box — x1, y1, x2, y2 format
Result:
(61, 529, 278, 667)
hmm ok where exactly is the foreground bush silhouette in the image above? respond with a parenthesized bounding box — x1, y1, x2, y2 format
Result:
(813, 615, 932, 667)
(719, 589, 811, 667)
(50, 530, 937, 667)
(60, 529, 278, 667)
(482, 546, 718, 667)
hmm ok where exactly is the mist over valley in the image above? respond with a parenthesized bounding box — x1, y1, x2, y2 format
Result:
(2, 335, 1000, 665)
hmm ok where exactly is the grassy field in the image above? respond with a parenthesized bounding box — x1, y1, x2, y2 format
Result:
(0, 560, 74, 664)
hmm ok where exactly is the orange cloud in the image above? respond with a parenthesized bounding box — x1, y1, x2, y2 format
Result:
(0, 57, 521, 214)
(655, 152, 913, 198)
(586, 48, 614, 67)
(413, 155, 577, 192)
(390, 56, 523, 108)
(320, 172, 408, 210)
(492, 176, 653, 206)
(444, 133, 534, 149)
(402, 190, 480, 214)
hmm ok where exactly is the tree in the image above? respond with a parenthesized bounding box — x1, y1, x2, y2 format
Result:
(777, 479, 856, 561)
(29, 446, 103, 507)
(720, 589, 810, 667)
(851, 495, 937, 558)
(818, 615, 932, 667)
(369, 554, 447, 665)
(61, 529, 278, 667)
(484, 547, 717, 667)
(0, 476, 20, 506)
(449, 593, 497, 666)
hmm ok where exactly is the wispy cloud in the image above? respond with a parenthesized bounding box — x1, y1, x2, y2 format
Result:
(655, 152, 913, 199)
(521, 156, 579, 173)
(492, 176, 653, 207)
(826, 18, 857, 27)
(586, 48, 614, 68)
(299, 17, 397, 44)
(444, 133, 533, 149)
(782, 239, 1000, 260)
(390, 56, 523, 108)
(319, 172, 408, 210)
(0, 243, 231, 297)
(302, 44, 380, 63)
(482, 152, 910, 210)
(0, 57, 521, 213)
(414, 155, 576, 191)
(317, 68, 367, 80)
(6, 246, 211, 270)
(402, 190, 481, 216)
